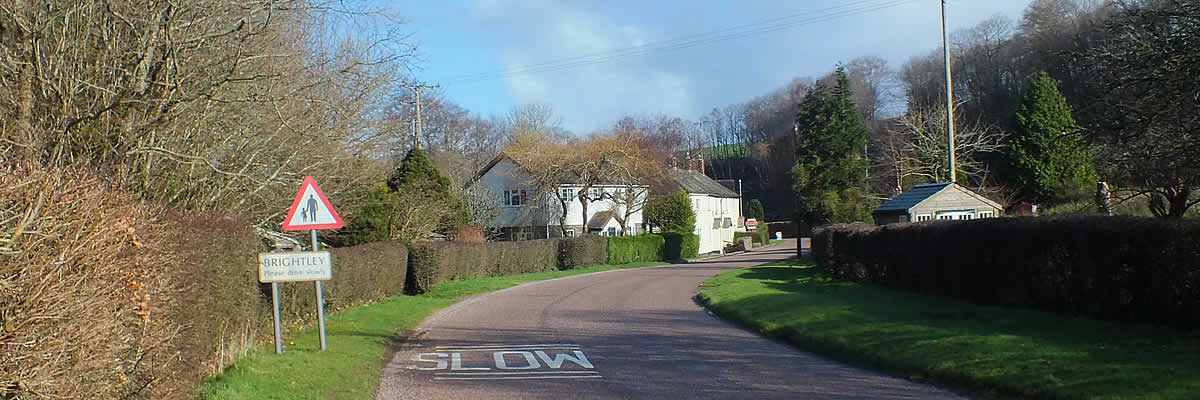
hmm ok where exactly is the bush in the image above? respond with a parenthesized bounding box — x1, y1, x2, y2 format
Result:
(813, 216, 1200, 327)
(662, 232, 699, 260)
(0, 166, 269, 399)
(407, 239, 561, 293)
(645, 189, 696, 233)
(734, 230, 769, 245)
(166, 212, 269, 391)
(558, 235, 606, 270)
(606, 235, 665, 264)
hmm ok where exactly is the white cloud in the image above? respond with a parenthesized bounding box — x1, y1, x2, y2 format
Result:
(472, 1, 695, 134)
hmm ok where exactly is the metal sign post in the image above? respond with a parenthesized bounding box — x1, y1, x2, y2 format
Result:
(271, 282, 283, 354)
(312, 229, 327, 351)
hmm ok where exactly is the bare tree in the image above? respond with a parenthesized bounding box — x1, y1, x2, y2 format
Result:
(889, 105, 1004, 185)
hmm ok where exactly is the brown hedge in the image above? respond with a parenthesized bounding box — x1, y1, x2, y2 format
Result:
(276, 241, 408, 324)
(408, 237, 608, 293)
(812, 216, 1200, 327)
(558, 235, 606, 270)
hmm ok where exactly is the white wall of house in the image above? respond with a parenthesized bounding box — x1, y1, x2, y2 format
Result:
(471, 158, 646, 237)
(689, 194, 742, 254)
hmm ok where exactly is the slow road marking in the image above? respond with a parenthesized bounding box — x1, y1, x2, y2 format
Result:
(407, 344, 600, 380)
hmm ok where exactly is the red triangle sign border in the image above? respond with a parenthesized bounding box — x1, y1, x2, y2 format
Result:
(282, 176, 344, 231)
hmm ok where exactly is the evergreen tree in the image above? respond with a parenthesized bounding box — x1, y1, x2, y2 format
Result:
(1006, 71, 1097, 201)
(388, 148, 468, 235)
(646, 189, 696, 233)
(791, 68, 872, 226)
(747, 199, 765, 221)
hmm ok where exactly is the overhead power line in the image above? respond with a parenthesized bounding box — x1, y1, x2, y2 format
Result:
(444, 0, 920, 84)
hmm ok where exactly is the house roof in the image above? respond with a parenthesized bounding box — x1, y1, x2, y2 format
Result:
(470, 153, 644, 188)
(873, 182, 1003, 213)
(587, 210, 615, 229)
(665, 169, 740, 198)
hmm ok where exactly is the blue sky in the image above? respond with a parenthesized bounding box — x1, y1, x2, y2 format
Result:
(392, 0, 1033, 133)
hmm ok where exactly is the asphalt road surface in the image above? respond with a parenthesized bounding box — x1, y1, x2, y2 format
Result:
(376, 240, 963, 399)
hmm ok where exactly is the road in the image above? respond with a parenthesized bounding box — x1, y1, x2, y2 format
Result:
(375, 240, 963, 399)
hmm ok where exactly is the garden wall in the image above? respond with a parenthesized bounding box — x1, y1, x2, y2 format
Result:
(812, 216, 1200, 327)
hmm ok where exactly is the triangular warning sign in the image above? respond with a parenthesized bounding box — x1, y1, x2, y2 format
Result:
(282, 176, 344, 231)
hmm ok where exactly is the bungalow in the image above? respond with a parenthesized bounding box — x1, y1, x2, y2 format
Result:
(469, 155, 647, 240)
(872, 182, 1003, 225)
(661, 168, 743, 254)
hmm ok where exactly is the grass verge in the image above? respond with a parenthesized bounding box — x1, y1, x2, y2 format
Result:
(196, 261, 664, 400)
(696, 257, 1200, 400)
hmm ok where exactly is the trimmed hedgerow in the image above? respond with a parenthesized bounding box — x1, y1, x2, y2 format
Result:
(605, 235, 665, 264)
(276, 241, 409, 324)
(408, 239, 565, 294)
(662, 232, 699, 260)
(812, 216, 1200, 327)
(734, 230, 769, 246)
(558, 235, 607, 270)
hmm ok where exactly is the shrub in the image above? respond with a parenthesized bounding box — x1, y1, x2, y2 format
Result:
(734, 230, 769, 245)
(0, 166, 268, 399)
(662, 232, 699, 260)
(558, 235, 606, 270)
(813, 216, 1200, 327)
(407, 239, 561, 293)
(606, 235, 665, 264)
(645, 189, 696, 233)
(165, 212, 268, 391)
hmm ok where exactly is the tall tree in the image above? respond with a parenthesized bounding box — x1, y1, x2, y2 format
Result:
(386, 148, 468, 241)
(747, 199, 765, 221)
(1083, 0, 1200, 218)
(791, 68, 872, 226)
(1005, 72, 1096, 201)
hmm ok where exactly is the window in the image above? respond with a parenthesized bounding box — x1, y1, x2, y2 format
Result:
(561, 188, 575, 201)
(589, 188, 602, 200)
(915, 214, 932, 222)
(606, 227, 617, 236)
(504, 189, 527, 207)
(712, 218, 721, 229)
(565, 229, 576, 237)
(978, 211, 994, 218)
(935, 210, 975, 220)
(722, 217, 733, 228)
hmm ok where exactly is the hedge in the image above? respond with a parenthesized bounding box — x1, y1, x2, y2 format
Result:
(812, 216, 1200, 327)
(606, 235, 665, 264)
(407, 236, 609, 293)
(734, 230, 769, 246)
(559, 235, 607, 270)
(661, 232, 699, 260)
(276, 240, 409, 323)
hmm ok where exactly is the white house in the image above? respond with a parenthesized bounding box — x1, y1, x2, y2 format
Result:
(663, 168, 743, 254)
(470, 155, 648, 241)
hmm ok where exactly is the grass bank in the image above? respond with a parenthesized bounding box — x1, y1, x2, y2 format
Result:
(696, 257, 1200, 400)
(196, 261, 664, 400)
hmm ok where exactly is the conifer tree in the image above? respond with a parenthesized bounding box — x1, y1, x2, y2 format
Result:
(791, 68, 872, 225)
(1006, 72, 1096, 201)
(747, 199, 765, 221)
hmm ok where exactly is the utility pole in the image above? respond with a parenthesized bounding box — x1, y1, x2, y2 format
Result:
(402, 82, 439, 149)
(942, 0, 956, 183)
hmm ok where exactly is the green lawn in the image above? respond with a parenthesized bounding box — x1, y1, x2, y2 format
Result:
(196, 261, 664, 400)
(697, 257, 1200, 400)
